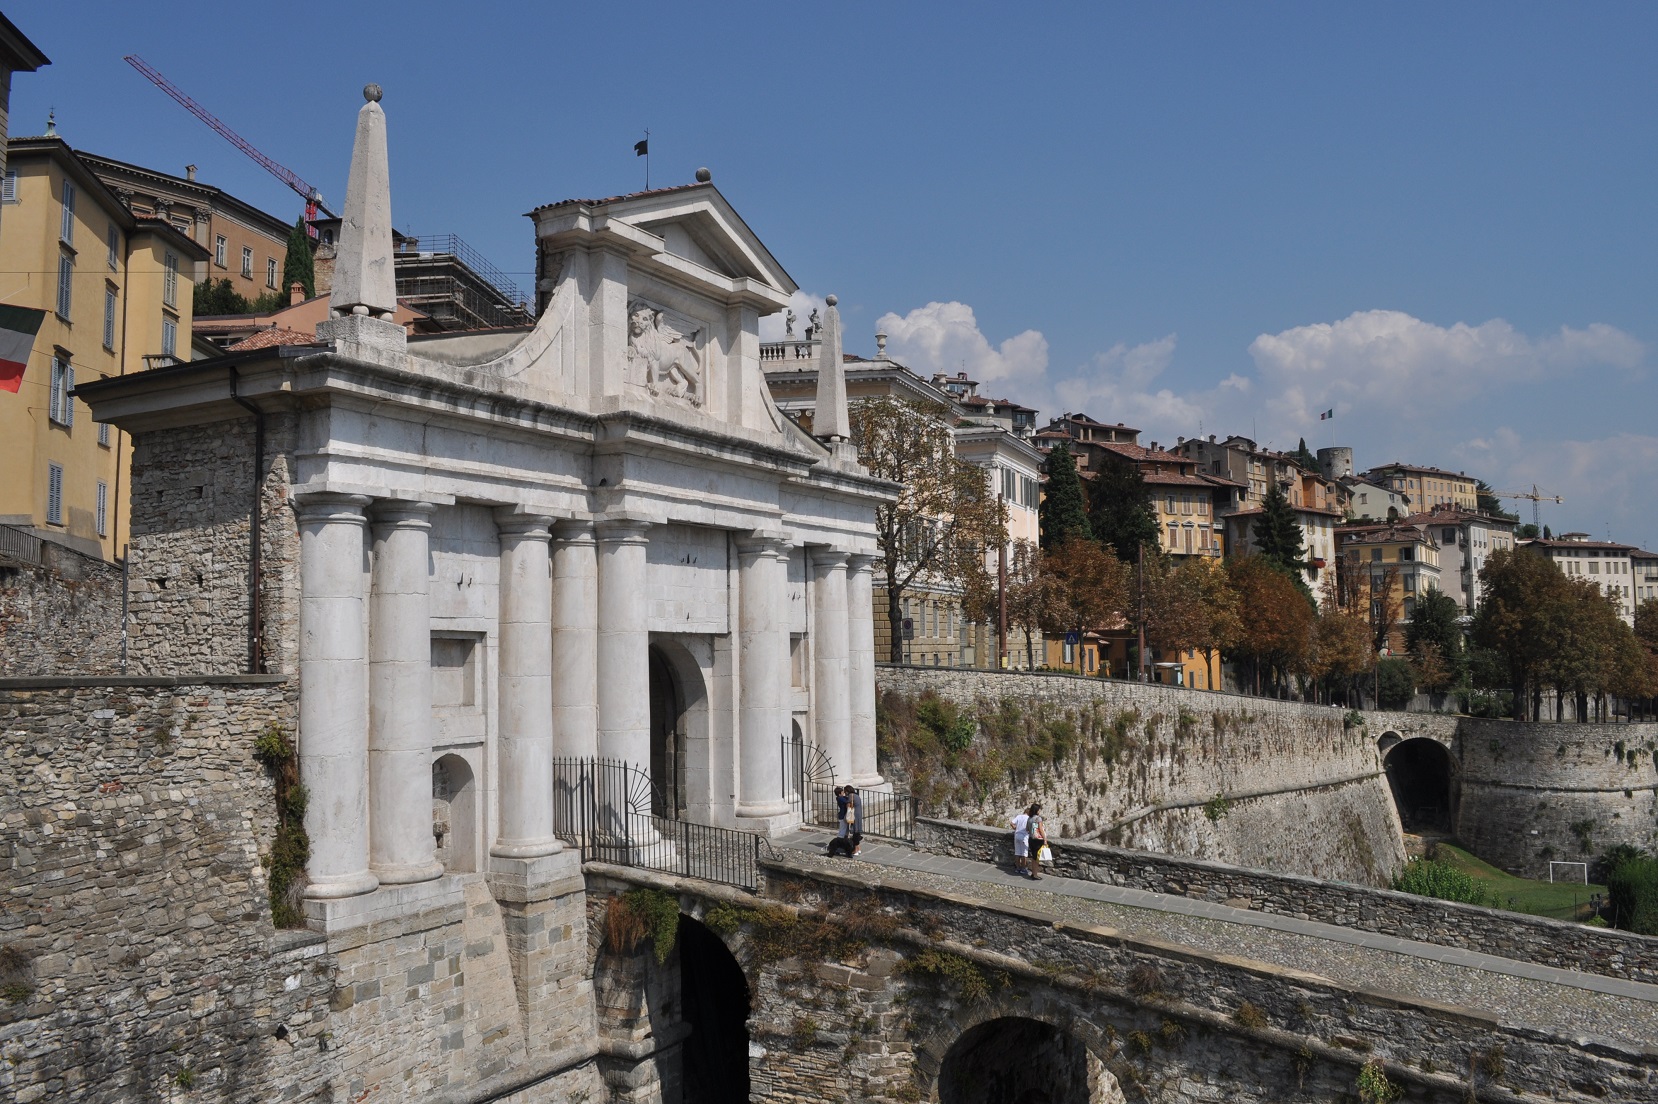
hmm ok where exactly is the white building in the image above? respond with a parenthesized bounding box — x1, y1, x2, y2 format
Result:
(1342, 475, 1411, 522)
(83, 90, 891, 929)
(1411, 505, 1515, 615)
(1523, 535, 1640, 625)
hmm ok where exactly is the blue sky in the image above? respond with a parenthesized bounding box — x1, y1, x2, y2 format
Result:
(11, 2, 1656, 547)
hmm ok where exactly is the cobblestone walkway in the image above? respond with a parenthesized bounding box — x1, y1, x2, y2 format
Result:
(775, 829, 1658, 1049)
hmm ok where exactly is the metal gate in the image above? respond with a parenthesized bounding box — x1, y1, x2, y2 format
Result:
(782, 733, 917, 841)
(551, 757, 760, 890)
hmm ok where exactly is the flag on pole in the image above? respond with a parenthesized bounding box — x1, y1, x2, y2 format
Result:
(634, 139, 648, 156)
(0, 304, 47, 394)
(1319, 408, 1334, 421)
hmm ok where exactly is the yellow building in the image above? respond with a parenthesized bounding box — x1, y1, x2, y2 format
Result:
(1359, 462, 1479, 513)
(0, 136, 206, 559)
(1335, 521, 1442, 653)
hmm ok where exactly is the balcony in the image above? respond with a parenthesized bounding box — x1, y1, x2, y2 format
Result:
(760, 340, 820, 364)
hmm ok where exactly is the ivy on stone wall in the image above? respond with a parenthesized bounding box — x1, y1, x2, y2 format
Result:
(253, 725, 309, 929)
(606, 889, 682, 964)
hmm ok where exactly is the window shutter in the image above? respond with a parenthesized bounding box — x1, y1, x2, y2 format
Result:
(2, 171, 16, 202)
(47, 464, 63, 525)
(104, 286, 117, 348)
(57, 254, 73, 318)
(97, 481, 108, 536)
(61, 180, 76, 244)
(64, 365, 74, 427)
(107, 225, 119, 269)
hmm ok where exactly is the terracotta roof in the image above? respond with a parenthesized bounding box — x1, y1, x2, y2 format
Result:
(1141, 471, 1221, 488)
(531, 182, 707, 213)
(1522, 539, 1638, 553)
(1362, 462, 1476, 481)
(227, 327, 319, 352)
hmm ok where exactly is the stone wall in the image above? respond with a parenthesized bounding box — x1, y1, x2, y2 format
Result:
(0, 676, 601, 1104)
(876, 664, 1409, 885)
(0, 538, 124, 677)
(124, 413, 302, 676)
(916, 816, 1658, 985)
(1456, 718, 1658, 877)
(586, 862, 1657, 1104)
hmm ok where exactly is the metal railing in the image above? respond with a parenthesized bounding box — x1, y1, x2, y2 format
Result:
(0, 523, 42, 565)
(550, 757, 760, 890)
(783, 731, 916, 842)
(399, 233, 529, 308)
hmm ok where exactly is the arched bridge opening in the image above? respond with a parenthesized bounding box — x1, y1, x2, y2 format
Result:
(938, 1015, 1118, 1104)
(678, 914, 750, 1103)
(1382, 735, 1457, 832)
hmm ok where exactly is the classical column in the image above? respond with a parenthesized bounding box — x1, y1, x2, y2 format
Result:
(596, 520, 651, 771)
(736, 535, 791, 819)
(846, 553, 883, 787)
(810, 549, 852, 778)
(551, 521, 599, 760)
(368, 500, 443, 885)
(493, 511, 559, 858)
(296, 493, 377, 900)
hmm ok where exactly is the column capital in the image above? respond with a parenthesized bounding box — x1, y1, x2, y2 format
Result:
(295, 492, 372, 524)
(371, 499, 437, 530)
(847, 552, 881, 574)
(735, 532, 791, 560)
(809, 547, 851, 572)
(493, 508, 555, 540)
(551, 518, 598, 544)
(595, 518, 652, 545)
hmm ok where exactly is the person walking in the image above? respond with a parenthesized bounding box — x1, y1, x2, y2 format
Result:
(833, 786, 850, 838)
(846, 787, 864, 855)
(1026, 803, 1047, 880)
(1011, 806, 1032, 877)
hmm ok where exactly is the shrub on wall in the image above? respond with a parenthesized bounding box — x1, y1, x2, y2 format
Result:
(1392, 857, 1490, 907)
(253, 725, 309, 928)
(1375, 658, 1415, 710)
(1607, 855, 1658, 936)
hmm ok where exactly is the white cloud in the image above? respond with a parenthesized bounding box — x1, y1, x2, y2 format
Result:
(758, 290, 828, 342)
(1051, 335, 1216, 436)
(875, 301, 1049, 389)
(1452, 430, 1658, 550)
(1248, 309, 1642, 428)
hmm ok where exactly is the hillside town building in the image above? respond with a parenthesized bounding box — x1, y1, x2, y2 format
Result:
(1522, 534, 1642, 624)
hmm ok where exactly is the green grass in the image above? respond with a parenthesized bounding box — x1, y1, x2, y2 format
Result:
(1433, 842, 1604, 921)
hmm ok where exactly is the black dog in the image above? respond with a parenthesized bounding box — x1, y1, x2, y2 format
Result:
(826, 832, 863, 858)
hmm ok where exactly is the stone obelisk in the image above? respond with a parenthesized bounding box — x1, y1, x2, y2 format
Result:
(317, 84, 406, 366)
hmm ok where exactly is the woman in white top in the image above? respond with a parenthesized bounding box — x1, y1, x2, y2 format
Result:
(1011, 808, 1031, 877)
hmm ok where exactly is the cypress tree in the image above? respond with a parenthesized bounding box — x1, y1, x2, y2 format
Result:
(1252, 481, 1309, 587)
(1292, 437, 1319, 471)
(1039, 442, 1091, 550)
(1087, 455, 1160, 561)
(281, 217, 316, 301)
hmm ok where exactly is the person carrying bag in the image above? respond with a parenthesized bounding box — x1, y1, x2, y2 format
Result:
(1024, 803, 1048, 879)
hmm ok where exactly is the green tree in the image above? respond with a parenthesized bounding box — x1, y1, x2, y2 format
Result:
(1251, 482, 1309, 589)
(1086, 455, 1159, 562)
(1227, 554, 1316, 696)
(1475, 479, 1518, 521)
(1038, 441, 1090, 551)
(1473, 548, 1569, 720)
(193, 277, 252, 316)
(1375, 656, 1416, 709)
(1003, 540, 1065, 670)
(850, 397, 1006, 663)
(1291, 437, 1319, 471)
(1405, 587, 1462, 667)
(281, 217, 316, 301)
(1636, 598, 1658, 652)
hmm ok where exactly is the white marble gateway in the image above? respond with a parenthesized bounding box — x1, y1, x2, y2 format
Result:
(83, 88, 891, 914)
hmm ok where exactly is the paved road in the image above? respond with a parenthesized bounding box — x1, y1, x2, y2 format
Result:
(776, 829, 1658, 1049)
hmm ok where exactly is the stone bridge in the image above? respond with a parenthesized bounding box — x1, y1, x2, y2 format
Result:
(588, 828, 1658, 1104)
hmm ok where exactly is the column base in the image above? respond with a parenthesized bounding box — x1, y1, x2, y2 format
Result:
(736, 797, 793, 820)
(371, 858, 446, 886)
(735, 809, 803, 837)
(302, 874, 466, 936)
(490, 838, 564, 860)
(488, 850, 584, 905)
(302, 869, 380, 900)
(852, 772, 886, 789)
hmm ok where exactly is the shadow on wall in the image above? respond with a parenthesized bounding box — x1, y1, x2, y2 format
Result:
(939, 1016, 1121, 1104)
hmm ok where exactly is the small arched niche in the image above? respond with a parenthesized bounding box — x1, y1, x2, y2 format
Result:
(432, 753, 478, 873)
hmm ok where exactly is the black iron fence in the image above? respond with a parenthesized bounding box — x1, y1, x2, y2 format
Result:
(550, 757, 760, 891)
(783, 731, 916, 841)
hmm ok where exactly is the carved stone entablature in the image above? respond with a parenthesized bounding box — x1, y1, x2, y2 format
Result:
(627, 297, 703, 407)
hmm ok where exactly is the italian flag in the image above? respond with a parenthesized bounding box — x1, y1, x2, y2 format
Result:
(0, 304, 46, 394)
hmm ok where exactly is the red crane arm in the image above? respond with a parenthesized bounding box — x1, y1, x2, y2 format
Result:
(123, 55, 333, 218)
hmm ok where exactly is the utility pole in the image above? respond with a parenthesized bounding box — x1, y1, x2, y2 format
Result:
(1137, 543, 1147, 682)
(997, 492, 1008, 670)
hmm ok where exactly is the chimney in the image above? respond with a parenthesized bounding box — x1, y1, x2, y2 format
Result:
(185, 164, 197, 182)
(290, 281, 306, 306)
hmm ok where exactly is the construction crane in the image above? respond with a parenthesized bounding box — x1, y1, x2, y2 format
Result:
(123, 55, 334, 227)
(1490, 484, 1564, 532)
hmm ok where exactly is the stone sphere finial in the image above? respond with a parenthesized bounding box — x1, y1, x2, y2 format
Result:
(826, 294, 838, 307)
(695, 167, 712, 183)
(363, 83, 383, 103)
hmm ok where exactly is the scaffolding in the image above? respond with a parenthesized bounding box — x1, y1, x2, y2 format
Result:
(395, 234, 533, 331)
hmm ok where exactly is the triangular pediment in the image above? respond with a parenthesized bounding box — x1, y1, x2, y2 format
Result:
(576, 184, 798, 295)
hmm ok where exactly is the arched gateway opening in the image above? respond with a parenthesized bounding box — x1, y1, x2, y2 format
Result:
(939, 1017, 1118, 1104)
(677, 916, 749, 1103)
(1383, 736, 1456, 831)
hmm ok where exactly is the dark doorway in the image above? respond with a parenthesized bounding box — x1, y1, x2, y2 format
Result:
(939, 1017, 1096, 1104)
(678, 916, 750, 1103)
(649, 648, 685, 819)
(1384, 738, 1455, 830)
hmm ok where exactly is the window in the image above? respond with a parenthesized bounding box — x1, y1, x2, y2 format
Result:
(107, 225, 120, 269)
(214, 235, 227, 267)
(241, 246, 253, 278)
(60, 179, 76, 244)
(162, 252, 178, 308)
(1370, 548, 1382, 562)
(49, 356, 74, 426)
(162, 317, 177, 357)
(1399, 546, 1414, 561)
(96, 481, 108, 537)
(57, 253, 74, 318)
(1589, 562, 1600, 575)
(47, 463, 64, 525)
(98, 422, 111, 447)
(266, 257, 278, 288)
(1, 170, 15, 203)
(103, 285, 117, 349)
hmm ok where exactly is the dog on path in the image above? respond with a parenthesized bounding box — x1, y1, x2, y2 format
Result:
(826, 832, 863, 858)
